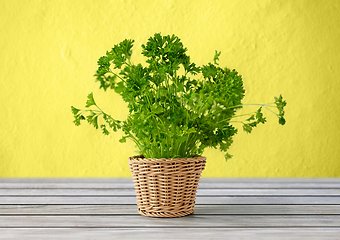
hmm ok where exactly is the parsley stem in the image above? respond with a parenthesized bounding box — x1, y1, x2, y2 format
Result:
(230, 120, 244, 124)
(109, 70, 126, 83)
(95, 104, 103, 113)
(232, 112, 254, 118)
(82, 109, 101, 113)
(262, 105, 279, 117)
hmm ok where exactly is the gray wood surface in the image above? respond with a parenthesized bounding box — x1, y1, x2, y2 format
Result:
(1, 204, 340, 215)
(1, 228, 340, 240)
(0, 178, 339, 239)
(1, 215, 340, 227)
(1, 196, 339, 204)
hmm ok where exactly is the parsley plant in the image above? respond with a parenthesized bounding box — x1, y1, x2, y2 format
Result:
(71, 33, 286, 160)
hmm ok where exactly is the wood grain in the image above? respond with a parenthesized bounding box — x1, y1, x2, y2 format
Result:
(1, 178, 339, 189)
(1, 228, 339, 240)
(1, 204, 340, 215)
(1, 215, 340, 227)
(1, 196, 339, 204)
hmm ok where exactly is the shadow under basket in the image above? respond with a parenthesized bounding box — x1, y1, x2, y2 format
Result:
(129, 155, 206, 218)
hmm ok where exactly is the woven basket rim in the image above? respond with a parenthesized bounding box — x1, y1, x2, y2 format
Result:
(128, 155, 206, 162)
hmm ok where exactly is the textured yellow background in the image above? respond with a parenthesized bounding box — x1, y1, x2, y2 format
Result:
(1, 0, 340, 177)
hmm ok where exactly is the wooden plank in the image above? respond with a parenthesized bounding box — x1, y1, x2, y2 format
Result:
(1, 178, 339, 189)
(1, 196, 339, 204)
(1, 204, 340, 215)
(1, 188, 340, 196)
(0, 215, 340, 227)
(1, 228, 340, 240)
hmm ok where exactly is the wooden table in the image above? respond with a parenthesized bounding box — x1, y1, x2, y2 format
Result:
(0, 178, 339, 239)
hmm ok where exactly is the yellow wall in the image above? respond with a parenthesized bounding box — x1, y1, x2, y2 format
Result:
(1, 0, 340, 177)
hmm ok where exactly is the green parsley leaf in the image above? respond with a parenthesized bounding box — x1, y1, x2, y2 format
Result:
(71, 106, 80, 115)
(275, 95, 287, 125)
(85, 92, 96, 107)
(86, 111, 98, 129)
(73, 114, 85, 126)
(213, 50, 221, 65)
(100, 124, 110, 135)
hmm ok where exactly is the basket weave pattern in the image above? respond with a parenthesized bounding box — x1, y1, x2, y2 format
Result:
(129, 155, 206, 218)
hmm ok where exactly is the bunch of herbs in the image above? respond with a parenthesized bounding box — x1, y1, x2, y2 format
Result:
(71, 33, 286, 160)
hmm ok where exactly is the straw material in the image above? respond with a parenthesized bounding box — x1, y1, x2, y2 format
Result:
(129, 155, 206, 218)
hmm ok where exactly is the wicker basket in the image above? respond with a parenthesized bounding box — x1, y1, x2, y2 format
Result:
(129, 155, 206, 217)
